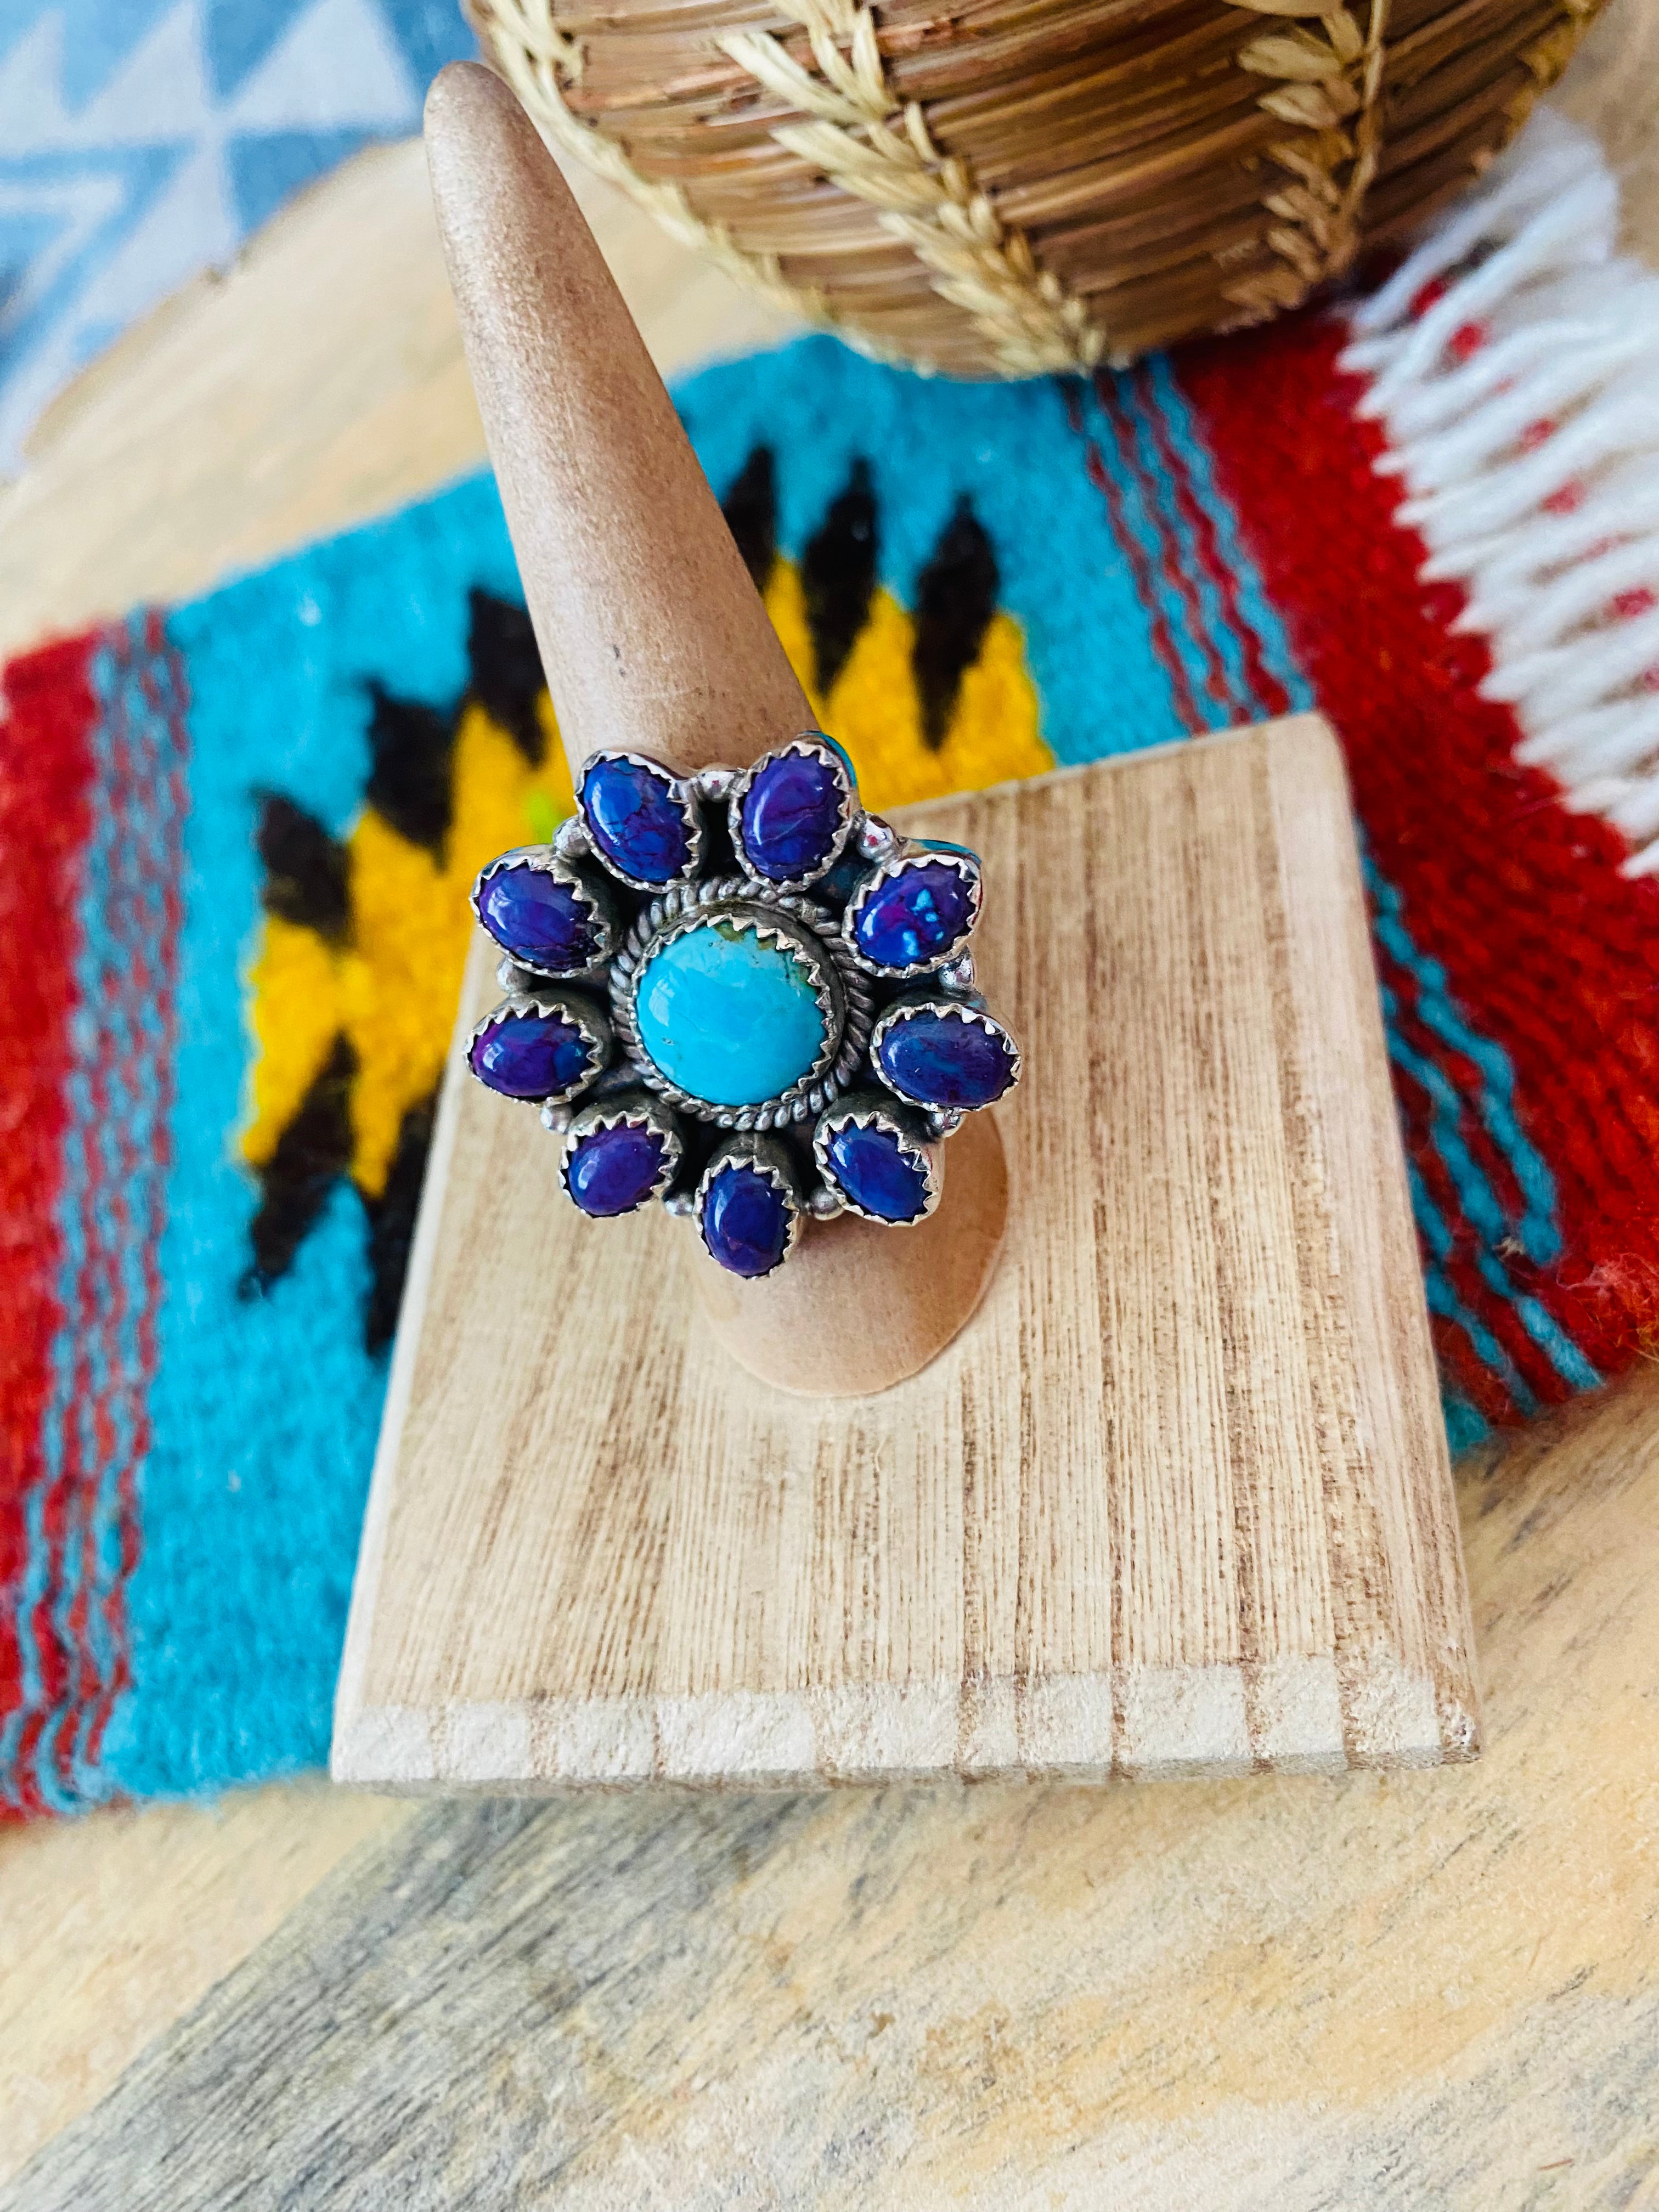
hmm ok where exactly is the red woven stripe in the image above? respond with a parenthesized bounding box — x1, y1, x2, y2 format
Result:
(1066, 383, 1206, 733)
(1177, 314, 1659, 1392)
(1429, 1311, 1517, 1426)
(1135, 368, 1291, 725)
(1378, 995, 1539, 1415)
(0, 634, 99, 1816)
(79, 616, 187, 1781)
(1102, 369, 1238, 726)
(32, 721, 127, 1805)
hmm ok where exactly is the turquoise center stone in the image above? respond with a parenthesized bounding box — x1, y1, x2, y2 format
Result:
(634, 916, 830, 1108)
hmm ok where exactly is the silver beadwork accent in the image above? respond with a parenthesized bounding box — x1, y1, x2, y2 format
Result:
(554, 816, 590, 861)
(694, 765, 736, 802)
(856, 815, 899, 861)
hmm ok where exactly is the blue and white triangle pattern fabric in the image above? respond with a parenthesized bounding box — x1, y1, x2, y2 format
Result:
(0, 0, 472, 471)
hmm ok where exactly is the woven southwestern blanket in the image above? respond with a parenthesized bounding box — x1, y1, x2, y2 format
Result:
(4, 112, 1657, 1818)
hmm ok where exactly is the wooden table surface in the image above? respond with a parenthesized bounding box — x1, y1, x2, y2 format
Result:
(3, 9, 1658, 2200)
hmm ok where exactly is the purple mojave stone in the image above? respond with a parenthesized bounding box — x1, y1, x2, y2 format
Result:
(822, 1118, 932, 1223)
(853, 857, 977, 972)
(476, 863, 602, 972)
(877, 1006, 1017, 1110)
(566, 1121, 668, 1216)
(579, 754, 692, 884)
(469, 1008, 594, 1101)
(700, 1162, 792, 1277)
(737, 748, 845, 881)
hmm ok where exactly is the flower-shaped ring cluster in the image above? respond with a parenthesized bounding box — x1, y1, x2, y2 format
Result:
(466, 735, 1021, 1278)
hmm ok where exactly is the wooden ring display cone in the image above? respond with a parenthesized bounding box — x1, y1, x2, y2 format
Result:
(425, 60, 1007, 1397)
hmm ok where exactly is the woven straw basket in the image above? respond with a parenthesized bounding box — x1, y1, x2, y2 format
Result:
(469, 0, 1605, 377)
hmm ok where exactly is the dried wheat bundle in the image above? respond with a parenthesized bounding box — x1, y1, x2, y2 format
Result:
(468, 0, 1605, 375)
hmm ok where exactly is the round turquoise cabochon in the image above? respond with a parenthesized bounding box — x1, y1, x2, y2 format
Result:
(634, 915, 830, 1108)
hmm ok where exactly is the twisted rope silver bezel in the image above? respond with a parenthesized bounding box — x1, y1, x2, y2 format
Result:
(610, 876, 874, 1130)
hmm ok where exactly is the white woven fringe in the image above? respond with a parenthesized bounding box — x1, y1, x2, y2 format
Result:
(1342, 110, 1659, 877)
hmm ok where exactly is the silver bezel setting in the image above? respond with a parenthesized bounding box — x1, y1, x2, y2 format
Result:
(559, 1091, 683, 1216)
(470, 844, 619, 979)
(842, 844, 984, 980)
(694, 1132, 803, 1279)
(812, 1092, 943, 1227)
(610, 876, 874, 1130)
(727, 735, 859, 891)
(466, 988, 612, 1109)
(575, 748, 704, 893)
(869, 994, 1023, 1113)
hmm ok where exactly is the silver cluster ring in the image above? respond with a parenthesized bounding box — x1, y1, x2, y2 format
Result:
(462, 730, 1020, 1276)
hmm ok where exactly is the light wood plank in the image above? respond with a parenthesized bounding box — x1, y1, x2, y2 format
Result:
(334, 715, 1475, 1789)
(0, 1783, 407, 2188)
(13, 1366, 1659, 2209)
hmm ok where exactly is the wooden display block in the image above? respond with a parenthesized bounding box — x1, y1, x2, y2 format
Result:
(332, 715, 1479, 1790)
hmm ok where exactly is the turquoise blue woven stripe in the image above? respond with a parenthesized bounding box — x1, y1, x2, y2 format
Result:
(1365, 853, 1596, 1401)
(1139, 354, 1308, 723)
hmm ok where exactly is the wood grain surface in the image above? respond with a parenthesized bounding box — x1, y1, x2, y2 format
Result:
(1, 1, 1655, 2189)
(0, 1781, 403, 2189)
(14, 1368, 1659, 2209)
(334, 718, 1475, 1791)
